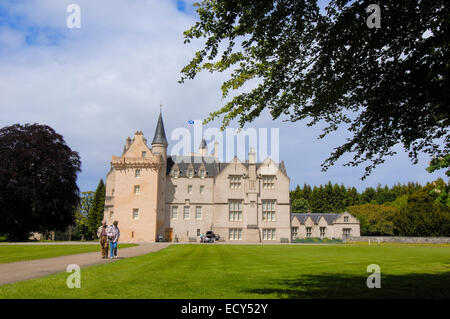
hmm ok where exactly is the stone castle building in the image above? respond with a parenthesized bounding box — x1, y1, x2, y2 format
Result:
(103, 113, 360, 242)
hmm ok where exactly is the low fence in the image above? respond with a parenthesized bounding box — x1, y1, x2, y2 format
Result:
(348, 236, 450, 244)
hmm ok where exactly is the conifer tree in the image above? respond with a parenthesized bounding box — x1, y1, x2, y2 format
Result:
(87, 179, 106, 240)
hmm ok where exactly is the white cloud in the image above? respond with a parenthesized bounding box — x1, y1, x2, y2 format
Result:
(0, 0, 445, 192)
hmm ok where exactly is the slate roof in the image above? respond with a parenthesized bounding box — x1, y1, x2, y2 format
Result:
(152, 113, 168, 145)
(166, 155, 264, 177)
(291, 213, 341, 225)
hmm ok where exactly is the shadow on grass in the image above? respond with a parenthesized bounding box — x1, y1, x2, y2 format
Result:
(242, 272, 450, 299)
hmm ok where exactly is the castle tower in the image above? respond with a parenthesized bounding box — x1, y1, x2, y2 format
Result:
(151, 112, 168, 161)
(151, 112, 169, 240)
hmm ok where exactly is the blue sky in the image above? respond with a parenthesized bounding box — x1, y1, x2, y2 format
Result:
(0, 0, 446, 192)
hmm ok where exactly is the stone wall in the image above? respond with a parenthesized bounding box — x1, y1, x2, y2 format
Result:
(348, 236, 450, 244)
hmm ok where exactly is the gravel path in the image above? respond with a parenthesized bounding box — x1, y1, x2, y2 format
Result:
(0, 243, 171, 286)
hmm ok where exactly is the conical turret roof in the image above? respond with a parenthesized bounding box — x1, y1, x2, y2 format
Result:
(152, 113, 168, 145)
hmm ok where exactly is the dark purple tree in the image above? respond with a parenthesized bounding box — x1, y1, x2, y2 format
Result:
(0, 124, 81, 241)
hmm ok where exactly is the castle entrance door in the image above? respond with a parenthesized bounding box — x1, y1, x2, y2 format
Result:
(165, 228, 173, 242)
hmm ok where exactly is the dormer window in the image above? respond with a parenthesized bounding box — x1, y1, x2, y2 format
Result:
(199, 168, 206, 179)
(172, 168, 180, 178)
(142, 151, 147, 158)
(187, 168, 194, 178)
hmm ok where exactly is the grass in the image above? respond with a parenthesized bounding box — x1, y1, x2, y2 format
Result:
(0, 244, 137, 264)
(0, 244, 449, 299)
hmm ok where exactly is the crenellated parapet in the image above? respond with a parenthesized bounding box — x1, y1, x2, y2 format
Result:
(111, 155, 162, 171)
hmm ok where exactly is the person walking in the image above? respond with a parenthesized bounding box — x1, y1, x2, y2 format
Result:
(97, 220, 109, 259)
(107, 220, 120, 259)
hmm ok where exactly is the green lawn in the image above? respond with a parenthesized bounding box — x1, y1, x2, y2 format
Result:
(0, 244, 449, 299)
(0, 244, 137, 264)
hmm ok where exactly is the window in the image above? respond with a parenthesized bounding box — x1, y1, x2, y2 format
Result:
(291, 227, 298, 240)
(112, 189, 115, 196)
(134, 185, 140, 195)
(133, 208, 139, 220)
(306, 227, 312, 238)
(343, 228, 351, 237)
(263, 228, 276, 240)
(187, 168, 194, 178)
(174, 185, 177, 193)
(197, 229, 201, 236)
(200, 185, 205, 194)
(195, 206, 202, 220)
(135, 169, 141, 178)
(320, 227, 326, 238)
(142, 151, 147, 158)
(262, 176, 275, 189)
(199, 168, 206, 178)
(229, 228, 242, 240)
(171, 206, 178, 220)
(184, 206, 190, 220)
(344, 216, 349, 222)
(110, 211, 114, 219)
(172, 168, 179, 178)
(228, 200, 243, 221)
(229, 175, 242, 189)
(262, 200, 276, 221)
(187, 185, 193, 194)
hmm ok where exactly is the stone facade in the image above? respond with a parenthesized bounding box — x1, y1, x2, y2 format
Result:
(290, 212, 361, 240)
(103, 113, 291, 243)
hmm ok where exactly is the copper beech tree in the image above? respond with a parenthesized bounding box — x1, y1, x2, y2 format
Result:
(0, 124, 81, 241)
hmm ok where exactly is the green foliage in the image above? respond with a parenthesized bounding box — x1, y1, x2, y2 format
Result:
(394, 183, 450, 237)
(72, 191, 94, 240)
(181, 0, 449, 179)
(347, 204, 398, 236)
(291, 198, 310, 213)
(427, 154, 450, 177)
(87, 180, 106, 240)
(385, 194, 409, 210)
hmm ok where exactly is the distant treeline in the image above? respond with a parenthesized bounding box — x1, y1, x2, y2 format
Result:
(290, 182, 422, 214)
(290, 181, 450, 237)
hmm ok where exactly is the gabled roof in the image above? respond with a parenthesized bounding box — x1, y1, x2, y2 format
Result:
(291, 213, 341, 225)
(167, 155, 223, 177)
(152, 113, 168, 145)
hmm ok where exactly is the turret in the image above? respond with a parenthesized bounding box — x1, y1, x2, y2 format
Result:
(151, 112, 168, 161)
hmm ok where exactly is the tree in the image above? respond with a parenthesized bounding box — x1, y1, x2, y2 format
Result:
(72, 191, 94, 240)
(347, 204, 398, 236)
(181, 0, 449, 178)
(0, 124, 81, 241)
(87, 179, 105, 240)
(291, 197, 310, 214)
(394, 182, 450, 236)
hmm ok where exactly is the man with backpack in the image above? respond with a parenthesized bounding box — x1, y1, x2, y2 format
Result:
(107, 220, 120, 259)
(97, 220, 109, 259)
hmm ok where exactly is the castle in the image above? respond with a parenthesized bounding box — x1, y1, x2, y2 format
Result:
(103, 113, 360, 242)
(103, 113, 291, 242)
